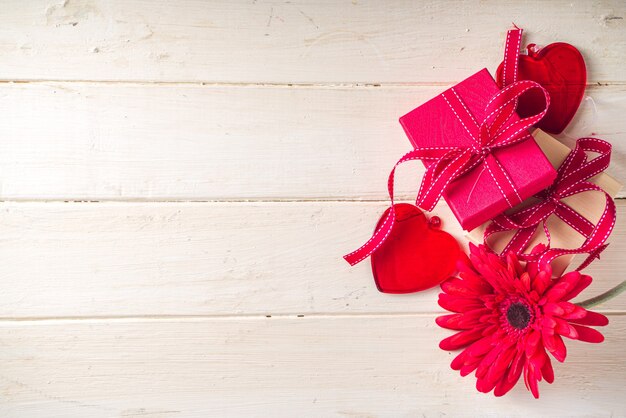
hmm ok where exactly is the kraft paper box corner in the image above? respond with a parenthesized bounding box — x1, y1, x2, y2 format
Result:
(467, 129, 622, 276)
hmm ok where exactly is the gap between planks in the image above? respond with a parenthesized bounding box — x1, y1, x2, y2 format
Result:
(0, 198, 624, 203)
(0, 311, 624, 325)
(0, 79, 624, 88)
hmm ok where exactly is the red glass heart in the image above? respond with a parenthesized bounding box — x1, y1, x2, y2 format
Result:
(496, 42, 586, 134)
(371, 204, 461, 294)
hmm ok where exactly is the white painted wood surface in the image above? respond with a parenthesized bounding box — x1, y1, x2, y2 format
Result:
(0, 83, 625, 200)
(0, 1, 624, 416)
(0, 201, 625, 319)
(1, 0, 625, 83)
(1, 316, 625, 418)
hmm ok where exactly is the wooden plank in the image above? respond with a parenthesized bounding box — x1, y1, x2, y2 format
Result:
(0, 0, 624, 83)
(0, 201, 623, 318)
(0, 82, 624, 200)
(0, 315, 624, 417)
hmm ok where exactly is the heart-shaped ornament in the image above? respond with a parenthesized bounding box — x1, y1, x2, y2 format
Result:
(371, 204, 460, 294)
(496, 42, 586, 134)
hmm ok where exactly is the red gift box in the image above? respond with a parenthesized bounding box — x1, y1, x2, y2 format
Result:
(399, 68, 557, 231)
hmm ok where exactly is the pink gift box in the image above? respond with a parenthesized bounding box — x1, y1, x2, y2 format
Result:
(399, 68, 557, 231)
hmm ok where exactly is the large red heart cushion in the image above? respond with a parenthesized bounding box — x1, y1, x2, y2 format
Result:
(371, 204, 461, 294)
(496, 42, 586, 134)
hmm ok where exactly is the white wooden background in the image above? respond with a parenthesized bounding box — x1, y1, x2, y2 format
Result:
(0, 1, 625, 417)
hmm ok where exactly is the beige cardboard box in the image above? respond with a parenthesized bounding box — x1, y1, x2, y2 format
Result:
(468, 129, 622, 276)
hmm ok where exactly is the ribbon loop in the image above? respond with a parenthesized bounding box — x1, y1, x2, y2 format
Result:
(482, 80, 551, 146)
(484, 137, 615, 271)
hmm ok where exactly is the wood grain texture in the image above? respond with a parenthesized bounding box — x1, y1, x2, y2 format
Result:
(0, 0, 624, 83)
(0, 201, 623, 319)
(0, 315, 624, 417)
(0, 82, 624, 200)
(2, 2, 626, 416)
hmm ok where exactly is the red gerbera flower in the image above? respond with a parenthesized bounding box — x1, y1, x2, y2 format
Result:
(436, 244, 608, 398)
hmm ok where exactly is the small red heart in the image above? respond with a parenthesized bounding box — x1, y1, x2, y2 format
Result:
(496, 42, 586, 134)
(371, 204, 461, 294)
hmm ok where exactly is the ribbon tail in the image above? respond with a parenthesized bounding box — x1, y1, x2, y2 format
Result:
(502, 27, 523, 87)
(576, 244, 609, 272)
(343, 208, 395, 266)
(488, 27, 523, 133)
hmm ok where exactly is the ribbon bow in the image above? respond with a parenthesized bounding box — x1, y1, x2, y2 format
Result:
(414, 79, 550, 211)
(485, 138, 616, 270)
(344, 79, 550, 266)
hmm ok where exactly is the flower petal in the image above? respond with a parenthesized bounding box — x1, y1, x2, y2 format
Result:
(436, 314, 466, 330)
(568, 310, 609, 326)
(532, 270, 551, 296)
(439, 328, 484, 351)
(487, 345, 517, 385)
(476, 343, 505, 379)
(544, 280, 573, 303)
(543, 302, 565, 317)
(524, 363, 540, 399)
(543, 332, 567, 362)
(441, 277, 482, 297)
(541, 351, 554, 384)
(450, 350, 468, 371)
(466, 336, 495, 358)
(460, 361, 480, 377)
(438, 294, 484, 313)
(476, 375, 498, 394)
(558, 302, 586, 319)
(525, 330, 541, 358)
(554, 318, 579, 339)
(519, 272, 531, 292)
(570, 324, 605, 343)
(563, 274, 593, 301)
(494, 354, 524, 397)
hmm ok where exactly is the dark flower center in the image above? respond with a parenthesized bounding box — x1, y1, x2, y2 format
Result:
(506, 302, 531, 330)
